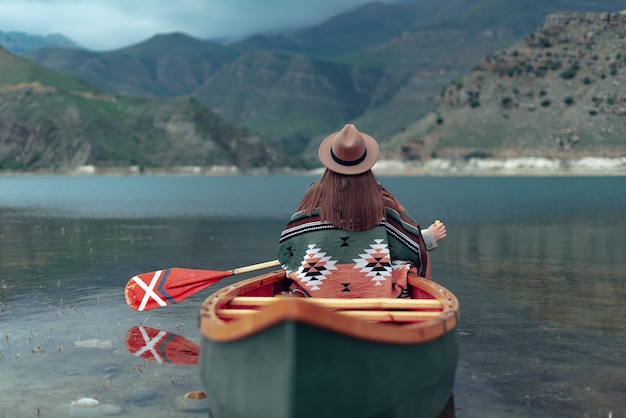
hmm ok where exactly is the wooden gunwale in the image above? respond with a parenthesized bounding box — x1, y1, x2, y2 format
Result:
(199, 270, 459, 345)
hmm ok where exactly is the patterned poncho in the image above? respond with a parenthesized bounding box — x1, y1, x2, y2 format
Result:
(277, 192, 428, 298)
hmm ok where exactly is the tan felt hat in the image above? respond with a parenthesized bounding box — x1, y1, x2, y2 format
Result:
(318, 124, 379, 175)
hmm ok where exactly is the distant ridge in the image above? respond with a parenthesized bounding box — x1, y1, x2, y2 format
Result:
(0, 31, 80, 54)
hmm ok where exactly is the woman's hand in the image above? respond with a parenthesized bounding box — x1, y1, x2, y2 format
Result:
(427, 221, 447, 241)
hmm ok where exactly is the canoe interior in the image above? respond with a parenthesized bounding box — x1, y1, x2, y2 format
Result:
(198, 270, 460, 418)
(199, 269, 459, 345)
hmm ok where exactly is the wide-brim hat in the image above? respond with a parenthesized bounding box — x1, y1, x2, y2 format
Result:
(318, 124, 379, 175)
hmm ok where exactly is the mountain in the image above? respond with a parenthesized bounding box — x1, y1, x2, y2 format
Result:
(10, 0, 626, 171)
(193, 50, 382, 138)
(22, 0, 625, 151)
(388, 11, 626, 162)
(0, 31, 80, 54)
(24, 32, 238, 97)
(0, 47, 284, 172)
(342, 0, 626, 142)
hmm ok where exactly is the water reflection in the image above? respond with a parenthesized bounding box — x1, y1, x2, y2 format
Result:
(436, 213, 625, 417)
(126, 326, 199, 365)
(446, 215, 625, 335)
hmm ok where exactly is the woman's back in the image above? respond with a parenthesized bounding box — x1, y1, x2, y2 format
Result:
(277, 124, 428, 298)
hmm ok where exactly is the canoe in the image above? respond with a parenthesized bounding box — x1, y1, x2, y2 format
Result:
(198, 269, 459, 418)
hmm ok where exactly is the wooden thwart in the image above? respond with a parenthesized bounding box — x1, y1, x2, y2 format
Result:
(229, 296, 443, 310)
(221, 296, 446, 323)
(202, 270, 460, 344)
(218, 308, 442, 322)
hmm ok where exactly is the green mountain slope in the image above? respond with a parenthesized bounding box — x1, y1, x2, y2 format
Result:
(194, 50, 381, 137)
(0, 47, 281, 172)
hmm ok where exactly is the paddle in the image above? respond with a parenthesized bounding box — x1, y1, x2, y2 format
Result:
(125, 259, 281, 311)
(126, 325, 199, 365)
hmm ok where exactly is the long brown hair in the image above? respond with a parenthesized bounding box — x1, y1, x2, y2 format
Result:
(297, 169, 385, 231)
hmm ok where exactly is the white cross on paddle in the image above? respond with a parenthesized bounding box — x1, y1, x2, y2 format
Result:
(132, 270, 167, 311)
(133, 326, 168, 363)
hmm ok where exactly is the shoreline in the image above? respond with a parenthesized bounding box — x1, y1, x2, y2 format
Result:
(1, 157, 625, 177)
(370, 157, 626, 176)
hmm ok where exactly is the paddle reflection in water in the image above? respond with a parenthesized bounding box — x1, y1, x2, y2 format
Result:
(126, 326, 199, 365)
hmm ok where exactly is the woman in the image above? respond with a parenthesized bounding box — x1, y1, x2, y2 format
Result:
(278, 124, 445, 298)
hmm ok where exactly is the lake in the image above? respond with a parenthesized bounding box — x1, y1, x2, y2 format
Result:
(0, 175, 624, 418)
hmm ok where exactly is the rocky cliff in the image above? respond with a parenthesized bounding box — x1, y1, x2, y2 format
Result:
(392, 11, 626, 163)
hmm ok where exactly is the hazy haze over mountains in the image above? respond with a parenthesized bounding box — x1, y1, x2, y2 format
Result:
(0, 0, 408, 51)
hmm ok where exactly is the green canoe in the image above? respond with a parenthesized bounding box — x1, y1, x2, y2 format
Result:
(198, 270, 459, 418)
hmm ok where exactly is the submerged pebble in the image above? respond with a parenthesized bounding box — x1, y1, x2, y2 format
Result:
(56, 398, 122, 416)
(174, 391, 210, 411)
(71, 397, 99, 407)
(184, 391, 206, 400)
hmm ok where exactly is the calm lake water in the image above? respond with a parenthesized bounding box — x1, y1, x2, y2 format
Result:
(0, 175, 624, 418)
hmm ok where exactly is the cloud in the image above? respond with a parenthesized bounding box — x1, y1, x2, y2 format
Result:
(0, 0, 403, 50)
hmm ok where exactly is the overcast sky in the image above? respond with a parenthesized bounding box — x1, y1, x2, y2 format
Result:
(0, 0, 405, 51)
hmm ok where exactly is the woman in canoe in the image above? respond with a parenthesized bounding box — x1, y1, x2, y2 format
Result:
(278, 124, 445, 298)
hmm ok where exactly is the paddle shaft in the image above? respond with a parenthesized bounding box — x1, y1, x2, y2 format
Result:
(232, 259, 281, 275)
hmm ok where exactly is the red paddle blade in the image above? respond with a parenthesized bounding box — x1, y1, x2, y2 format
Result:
(125, 268, 234, 311)
(126, 326, 199, 365)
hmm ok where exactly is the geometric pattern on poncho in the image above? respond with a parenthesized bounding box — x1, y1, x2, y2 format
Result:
(295, 244, 338, 291)
(353, 239, 392, 286)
